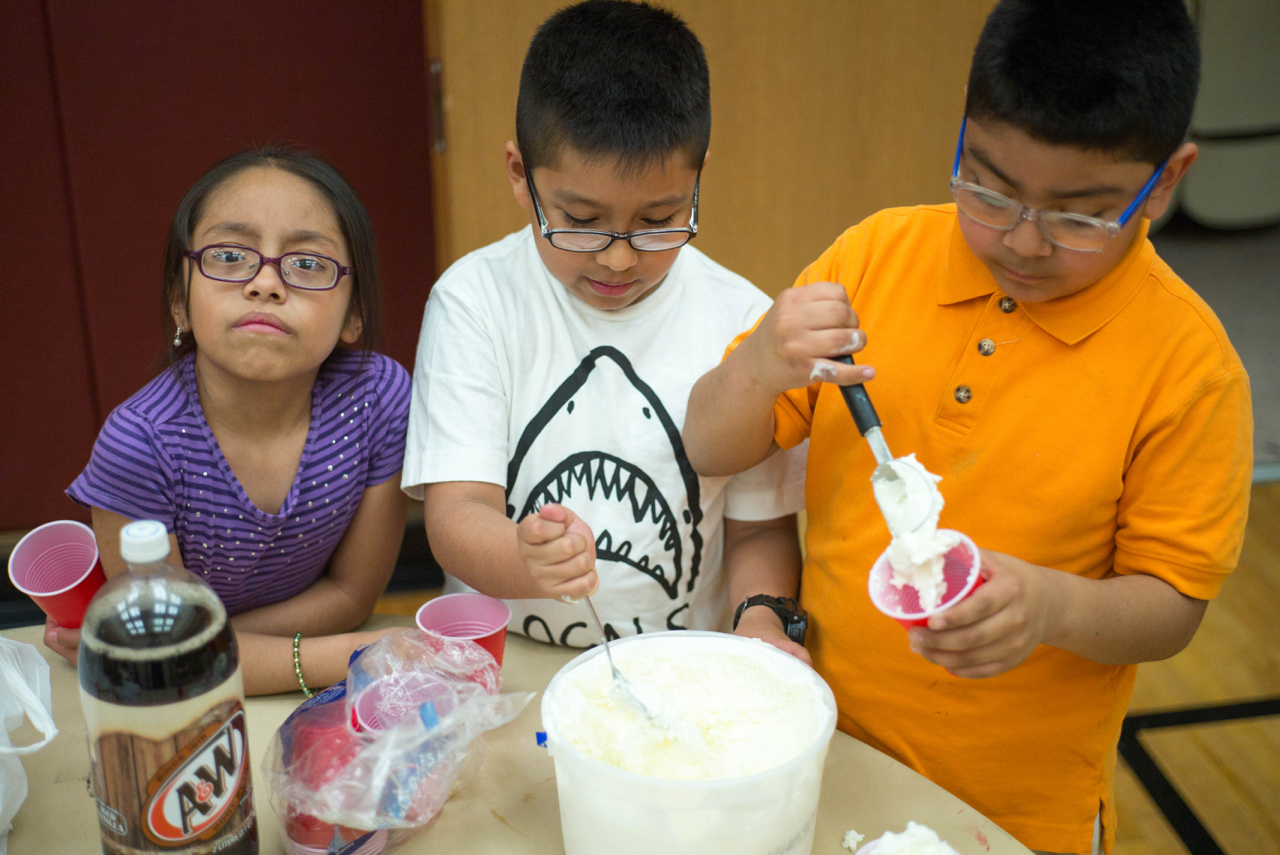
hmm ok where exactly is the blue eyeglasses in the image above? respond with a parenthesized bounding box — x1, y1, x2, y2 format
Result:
(948, 116, 1168, 253)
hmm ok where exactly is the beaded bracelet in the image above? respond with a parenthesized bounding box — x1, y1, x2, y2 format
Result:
(293, 632, 313, 698)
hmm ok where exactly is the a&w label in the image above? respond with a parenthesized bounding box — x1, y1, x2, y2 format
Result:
(143, 709, 250, 845)
(85, 693, 258, 854)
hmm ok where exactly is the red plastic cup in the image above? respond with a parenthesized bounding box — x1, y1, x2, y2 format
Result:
(8, 520, 106, 628)
(868, 530, 983, 629)
(352, 671, 459, 732)
(415, 593, 511, 667)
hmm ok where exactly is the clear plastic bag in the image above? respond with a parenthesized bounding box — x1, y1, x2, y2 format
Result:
(0, 637, 59, 855)
(264, 628, 532, 854)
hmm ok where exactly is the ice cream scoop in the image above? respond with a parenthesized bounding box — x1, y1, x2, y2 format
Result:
(831, 355, 932, 536)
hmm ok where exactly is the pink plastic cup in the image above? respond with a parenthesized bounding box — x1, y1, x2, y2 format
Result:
(415, 593, 511, 667)
(8, 520, 106, 628)
(868, 530, 983, 629)
(352, 671, 458, 732)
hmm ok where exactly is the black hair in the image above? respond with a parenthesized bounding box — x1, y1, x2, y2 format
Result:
(161, 144, 381, 363)
(965, 0, 1200, 165)
(515, 0, 711, 174)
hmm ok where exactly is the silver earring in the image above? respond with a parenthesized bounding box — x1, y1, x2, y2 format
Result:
(173, 325, 185, 347)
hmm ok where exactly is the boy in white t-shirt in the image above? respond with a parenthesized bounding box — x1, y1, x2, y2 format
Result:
(402, 0, 808, 656)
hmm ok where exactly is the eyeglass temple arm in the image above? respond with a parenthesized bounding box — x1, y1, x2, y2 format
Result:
(1116, 158, 1170, 226)
(951, 116, 967, 178)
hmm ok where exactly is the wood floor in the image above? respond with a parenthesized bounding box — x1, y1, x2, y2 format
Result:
(374, 483, 1280, 855)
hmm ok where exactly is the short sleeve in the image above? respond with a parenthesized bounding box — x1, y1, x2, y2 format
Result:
(363, 354, 412, 486)
(66, 407, 179, 531)
(401, 285, 512, 500)
(721, 231, 852, 451)
(1114, 367, 1252, 599)
(723, 439, 808, 520)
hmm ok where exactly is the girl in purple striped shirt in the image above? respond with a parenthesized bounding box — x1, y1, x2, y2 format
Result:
(47, 147, 412, 695)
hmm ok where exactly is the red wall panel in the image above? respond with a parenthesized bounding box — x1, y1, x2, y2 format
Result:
(45, 0, 437, 414)
(0, 1, 99, 527)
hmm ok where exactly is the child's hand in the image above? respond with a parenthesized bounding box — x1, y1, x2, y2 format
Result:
(43, 615, 80, 665)
(517, 504, 599, 602)
(906, 549, 1058, 679)
(741, 281, 873, 396)
(733, 607, 812, 667)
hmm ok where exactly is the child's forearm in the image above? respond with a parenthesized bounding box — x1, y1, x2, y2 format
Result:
(723, 515, 803, 610)
(684, 344, 781, 476)
(236, 628, 394, 696)
(230, 577, 375, 637)
(1045, 570, 1208, 665)
(423, 481, 550, 600)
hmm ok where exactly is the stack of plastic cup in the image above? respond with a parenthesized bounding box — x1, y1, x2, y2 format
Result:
(414, 593, 511, 666)
(7, 520, 105, 628)
(867, 531, 983, 629)
(352, 671, 458, 732)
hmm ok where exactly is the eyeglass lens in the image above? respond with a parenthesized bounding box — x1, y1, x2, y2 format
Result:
(201, 246, 338, 289)
(548, 230, 692, 252)
(953, 186, 1112, 252)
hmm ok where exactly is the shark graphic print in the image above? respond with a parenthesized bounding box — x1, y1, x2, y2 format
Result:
(505, 346, 704, 646)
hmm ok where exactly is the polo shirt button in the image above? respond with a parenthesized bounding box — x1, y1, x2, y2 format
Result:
(954, 385, 972, 403)
(999, 296, 1017, 313)
(978, 338, 996, 356)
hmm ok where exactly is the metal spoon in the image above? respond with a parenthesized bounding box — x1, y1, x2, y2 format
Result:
(583, 596, 653, 718)
(832, 354, 932, 536)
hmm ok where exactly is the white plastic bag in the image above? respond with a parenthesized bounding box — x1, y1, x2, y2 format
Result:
(0, 637, 59, 855)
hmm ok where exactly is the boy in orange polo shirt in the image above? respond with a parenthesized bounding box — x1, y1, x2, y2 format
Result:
(683, 2, 1252, 854)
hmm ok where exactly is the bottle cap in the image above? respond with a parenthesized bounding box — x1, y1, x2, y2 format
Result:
(120, 520, 171, 563)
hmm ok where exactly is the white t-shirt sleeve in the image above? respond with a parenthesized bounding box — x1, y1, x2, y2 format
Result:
(722, 439, 808, 521)
(402, 283, 511, 500)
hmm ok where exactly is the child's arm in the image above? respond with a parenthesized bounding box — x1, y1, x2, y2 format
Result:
(683, 281, 871, 476)
(423, 481, 599, 601)
(724, 515, 810, 665)
(908, 549, 1208, 679)
(228, 476, 408, 635)
(46, 485, 408, 696)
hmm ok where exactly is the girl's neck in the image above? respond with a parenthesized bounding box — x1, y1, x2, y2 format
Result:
(192, 351, 319, 439)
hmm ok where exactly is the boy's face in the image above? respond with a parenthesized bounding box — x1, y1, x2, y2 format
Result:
(955, 117, 1191, 303)
(506, 142, 700, 311)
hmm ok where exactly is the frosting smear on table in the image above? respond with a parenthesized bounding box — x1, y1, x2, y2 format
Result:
(872, 454, 960, 611)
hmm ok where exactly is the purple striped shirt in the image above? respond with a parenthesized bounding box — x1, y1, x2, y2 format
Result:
(68, 350, 410, 615)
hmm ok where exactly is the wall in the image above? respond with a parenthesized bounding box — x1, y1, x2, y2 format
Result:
(0, 0, 437, 529)
(427, 0, 995, 295)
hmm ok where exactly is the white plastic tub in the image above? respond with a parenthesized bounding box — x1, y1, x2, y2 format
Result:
(541, 631, 837, 855)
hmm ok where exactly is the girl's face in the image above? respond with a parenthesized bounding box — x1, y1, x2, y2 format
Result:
(176, 167, 361, 384)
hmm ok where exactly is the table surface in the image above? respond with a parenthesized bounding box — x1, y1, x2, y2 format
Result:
(4, 618, 1030, 855)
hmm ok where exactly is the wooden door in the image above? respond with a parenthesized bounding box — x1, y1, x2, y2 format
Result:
(425, 0, 995, 295)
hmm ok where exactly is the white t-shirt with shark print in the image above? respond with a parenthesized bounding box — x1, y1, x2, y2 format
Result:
(403, 227, 806, 648)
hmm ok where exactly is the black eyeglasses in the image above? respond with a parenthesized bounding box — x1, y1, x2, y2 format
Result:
(185, 245, 354, 291)
(524, 167, 699, 252)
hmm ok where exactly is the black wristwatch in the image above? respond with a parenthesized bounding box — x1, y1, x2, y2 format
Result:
(732, 595, 808, 646)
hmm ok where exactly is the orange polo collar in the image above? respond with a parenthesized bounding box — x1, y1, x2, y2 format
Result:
(937, 213, 1156, 346)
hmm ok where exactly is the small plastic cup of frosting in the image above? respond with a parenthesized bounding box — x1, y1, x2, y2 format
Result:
(868, 530, 982, 629)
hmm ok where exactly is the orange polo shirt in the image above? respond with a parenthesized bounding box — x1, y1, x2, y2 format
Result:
(744, 205, 1251, 854)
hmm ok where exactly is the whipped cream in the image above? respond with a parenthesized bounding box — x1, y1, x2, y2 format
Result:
(863, 822, 957, 855)
(552, 635, 827, 781)
(872, 454, 960, 611)
(842, 828, 866, 850)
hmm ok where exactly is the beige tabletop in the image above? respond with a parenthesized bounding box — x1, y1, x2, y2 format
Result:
(4, 617, 1029, 855)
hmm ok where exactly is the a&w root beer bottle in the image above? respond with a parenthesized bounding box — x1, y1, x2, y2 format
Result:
(79, 520, 258, 854)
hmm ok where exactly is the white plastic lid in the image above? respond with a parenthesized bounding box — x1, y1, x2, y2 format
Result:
(120, 520, 171, 563)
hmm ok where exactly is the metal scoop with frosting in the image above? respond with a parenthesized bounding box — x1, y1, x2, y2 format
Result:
(832, 356, 960, 611)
